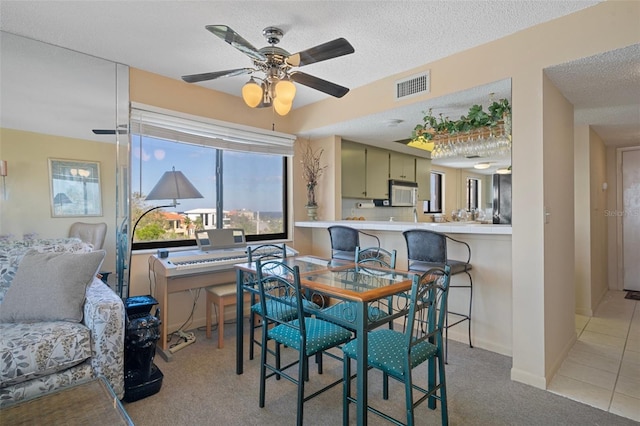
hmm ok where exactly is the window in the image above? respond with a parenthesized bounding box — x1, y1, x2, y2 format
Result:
(130, 106, 294, 250)
(466, 177, 480, 211)
(424, 172, 443, 213)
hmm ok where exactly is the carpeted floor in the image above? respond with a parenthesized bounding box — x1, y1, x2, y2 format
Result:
(123, 324, 637, 425)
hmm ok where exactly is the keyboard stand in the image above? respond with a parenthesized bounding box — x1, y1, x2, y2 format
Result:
(151, 257, 237, 361)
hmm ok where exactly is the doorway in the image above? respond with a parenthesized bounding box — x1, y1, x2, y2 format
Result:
(619, 147, 640, 291)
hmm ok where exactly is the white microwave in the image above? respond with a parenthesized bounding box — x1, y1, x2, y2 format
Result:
(389, 179, 418, 207)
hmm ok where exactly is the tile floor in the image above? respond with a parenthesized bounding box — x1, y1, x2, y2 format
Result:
(548, 290, 640, 422)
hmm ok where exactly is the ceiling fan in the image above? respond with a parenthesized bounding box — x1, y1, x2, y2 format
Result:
(181, 25, 355, 115)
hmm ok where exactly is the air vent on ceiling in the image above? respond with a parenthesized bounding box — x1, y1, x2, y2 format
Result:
(395, 71, 430, 100)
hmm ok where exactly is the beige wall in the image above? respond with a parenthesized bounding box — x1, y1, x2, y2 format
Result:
(589, 129, 609, 311)
(576, 124, 626, 315)
(542, 74, 576, 382)
(574, 125, 592, 315)
(0, 128, 118, 274)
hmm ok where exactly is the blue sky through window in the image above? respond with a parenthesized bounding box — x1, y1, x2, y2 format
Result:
(132, 135, 283, 213)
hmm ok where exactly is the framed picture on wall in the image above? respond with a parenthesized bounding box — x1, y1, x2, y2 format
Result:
(49, 158, 103, 217)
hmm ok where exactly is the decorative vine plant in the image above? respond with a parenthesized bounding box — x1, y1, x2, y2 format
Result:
(411, 98, 511, 142)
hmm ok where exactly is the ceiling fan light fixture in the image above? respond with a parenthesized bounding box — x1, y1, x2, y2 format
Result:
(496, 167, 512, 174)
(242, 78, 263, 108)
(273, 97, 293, 116)
(274, 78, 296, 103)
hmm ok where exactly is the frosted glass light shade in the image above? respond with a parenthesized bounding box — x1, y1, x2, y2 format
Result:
(275, 79, 296, 102)
(242, 79, 263, 108)
(473, 162, 491, 170)
(273, 97, 293, 116)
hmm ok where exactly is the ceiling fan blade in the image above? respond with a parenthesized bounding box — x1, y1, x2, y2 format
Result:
(290, 71, 350, 98)
(205, 25, 267, 62)
(287, 38, 355, 67)
(92, 125, 128, 135)
(182, 68, 253, 83)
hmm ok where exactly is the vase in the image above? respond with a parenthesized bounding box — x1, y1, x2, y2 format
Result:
(306, 205, 318, 221)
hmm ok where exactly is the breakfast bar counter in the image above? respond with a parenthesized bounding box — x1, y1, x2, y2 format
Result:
(295, 220, 512, 235)
(294, 220, 513, 356)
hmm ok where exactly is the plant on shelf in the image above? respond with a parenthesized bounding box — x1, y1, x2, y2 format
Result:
(301, 143, 327, 210)
(411, 98, 511, 142)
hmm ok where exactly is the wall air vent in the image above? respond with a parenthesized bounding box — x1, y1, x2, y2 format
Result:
(395, 71, 430, 100)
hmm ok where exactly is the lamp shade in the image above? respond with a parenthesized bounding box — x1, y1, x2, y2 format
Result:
(242, 78, 263, 108)
(53, 192, 72, 205)
(146, 167, 203, 203)
(273, 97, 293, 116)
(274, 78, 296, 103)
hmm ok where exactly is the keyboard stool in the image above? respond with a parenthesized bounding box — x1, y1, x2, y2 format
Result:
(206, 283, 249, 349)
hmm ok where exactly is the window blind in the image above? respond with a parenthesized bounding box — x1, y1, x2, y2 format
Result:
(130, 103, 296, 156)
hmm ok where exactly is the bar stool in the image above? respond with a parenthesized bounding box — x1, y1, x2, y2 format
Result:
(402, 228, 473, 362)
(327, 225, 380, 261)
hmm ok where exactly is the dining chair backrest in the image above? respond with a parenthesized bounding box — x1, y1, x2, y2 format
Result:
(247, 243, 287, 263)
(405, 265, 451, 352)
(255, 259, 307, 337)
(355, 246, 397, 269)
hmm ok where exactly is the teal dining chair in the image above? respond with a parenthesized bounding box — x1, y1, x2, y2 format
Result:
(246, 244, 288, 360)
(342, 265, 451, 426)
(320, 246, 397, 327)
(256, 260, 352, 426)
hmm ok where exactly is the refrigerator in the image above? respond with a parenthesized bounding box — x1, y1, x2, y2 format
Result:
(492, 174, 512, 224)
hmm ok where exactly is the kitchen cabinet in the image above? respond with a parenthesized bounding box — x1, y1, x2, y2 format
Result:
(389, 152, 415, 181)
(342, 141, 427, 199)
(365, 147, 389, 199)
(415, 157, 431, 200)
(341, 141, 367, 198)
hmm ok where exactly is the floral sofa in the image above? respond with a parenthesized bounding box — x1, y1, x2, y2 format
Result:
(0, 238, 125, 407)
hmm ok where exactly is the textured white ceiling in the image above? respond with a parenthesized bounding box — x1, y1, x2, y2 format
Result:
(0, 0, 602, 106)
(545, 44, 640, 145)
(1, 0, 638, 163)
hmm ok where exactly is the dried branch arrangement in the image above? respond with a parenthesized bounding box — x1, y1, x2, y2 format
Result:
(301, 143, 327, 207)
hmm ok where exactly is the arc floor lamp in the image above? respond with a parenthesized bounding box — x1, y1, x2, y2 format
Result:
(118, 167, 203, 299)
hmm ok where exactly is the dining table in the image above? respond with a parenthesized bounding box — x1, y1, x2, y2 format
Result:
(235, 255, 419, 426)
